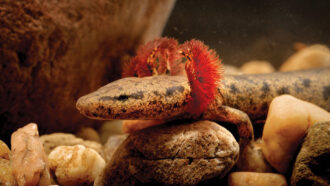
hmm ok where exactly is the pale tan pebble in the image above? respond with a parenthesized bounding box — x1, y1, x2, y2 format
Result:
(280, 44, 330, 71)
(11, 123, 51, 186)
(240, 60, 275, 74)
(40, 133, 104, 158)
(236, 139, 272, 172)
(0, 158, 16, 185)
(223, 65, 243, 75)
(103, 134, 128, 162)
(261, 95, 330, 173)
(122, 119, 166, 133)
(48, 145, 106, 185)
(98, 120, 124, 144)
(292, 42, 307, 51)
(0, 140, 10, 160)
(228, 172, 287, 186)
(76, 127, 102, 143)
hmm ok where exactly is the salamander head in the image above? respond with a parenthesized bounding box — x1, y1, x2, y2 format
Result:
(76, 75, 191, 120)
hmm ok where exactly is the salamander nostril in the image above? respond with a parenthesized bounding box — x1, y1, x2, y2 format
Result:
(118, 95, 129, 101)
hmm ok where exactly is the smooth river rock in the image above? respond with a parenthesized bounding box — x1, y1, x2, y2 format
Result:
(95, 120, 239, 185)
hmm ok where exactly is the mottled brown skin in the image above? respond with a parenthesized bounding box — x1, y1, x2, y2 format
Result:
(77, 67, 330, 148)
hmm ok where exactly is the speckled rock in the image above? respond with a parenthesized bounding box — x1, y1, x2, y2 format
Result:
(291, 121, 330, 186)
(40, 133, 104, 158)
(228, 172, 287, 186)
(0, 0, 176, 143)
(95, 120, 239, 185)
(48, 145, 106, 185)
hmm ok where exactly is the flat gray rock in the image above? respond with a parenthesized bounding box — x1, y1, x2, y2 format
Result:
(291, 121, 330, 186)
(95, 120, 239, 185)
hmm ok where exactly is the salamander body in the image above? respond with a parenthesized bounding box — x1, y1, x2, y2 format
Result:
(76, 67, 330, 148)
(77, 67, 330, 121)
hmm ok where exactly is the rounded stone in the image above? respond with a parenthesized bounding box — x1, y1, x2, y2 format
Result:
(228, 172, 287, 186)
(291, 121, 330, 186)
(40, 133, 104, 158)
(95, 120, 239, 185)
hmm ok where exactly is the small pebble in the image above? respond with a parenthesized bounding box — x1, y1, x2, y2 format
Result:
(280, 44, 330, 71)
(76, 127, 102, 143)
(0, 158, 16, 185)
(236, 139, 272, 172)
(40, 133, 104, 158)
(103, 134, 128, 162)
(240, 60, 275, 74)
(228, 172, 287, 186)
(99, 120, 124, 144)
(0, 140, 10, 160)
(11, 123, 51, 186)
(48, 145, 106, 185)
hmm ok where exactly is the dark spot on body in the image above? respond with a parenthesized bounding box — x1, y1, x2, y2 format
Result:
(294, 82, 303, 93)
(323, 86, 330, 100)
(97, 105, 104, 110)
(261, 82, 270, 93)
(92, 112, 98, 117)
(153, 91, 161, 96)
(198, 77, 204, 83)
(249, 98, 254, 106)
(131, 91, 144, 99)
(166, 86, 184, 96)
(260, 82, 270, 99)
(118, 95, 129, 101)
(230, 84, 239, 94)
(261, 102, 268, 111)
(118, 87, 123, 91)
(303, 79, 311, 88)
(277, 87, 290, 95)
(171, 79, 179, 83)
(122, 109, 126, 113)
(107, 108, 112, 115)
(98, 91, 144, 102)
(99, 96, 114, 101)
(173, 103, 178, 108)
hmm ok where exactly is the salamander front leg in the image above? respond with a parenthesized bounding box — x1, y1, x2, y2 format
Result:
(203, 105, 254, 151)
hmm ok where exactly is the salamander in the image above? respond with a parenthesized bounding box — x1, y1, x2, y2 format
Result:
(76, 67, 330, 147)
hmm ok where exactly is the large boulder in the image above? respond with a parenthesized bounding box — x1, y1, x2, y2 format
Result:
(0, 0, 176, 142)
(95, 120, 239, 185)
(291, 121, 330, 186)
